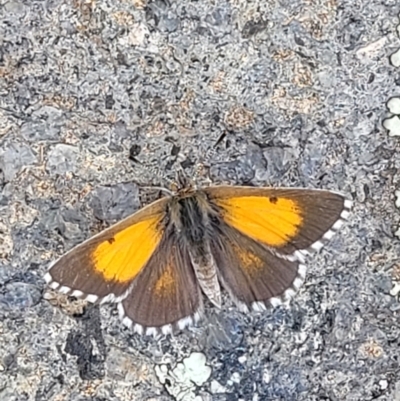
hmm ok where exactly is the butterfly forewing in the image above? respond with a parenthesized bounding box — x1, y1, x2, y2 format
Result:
(205, 186, 351, 256)
(44, 198, 168, 303)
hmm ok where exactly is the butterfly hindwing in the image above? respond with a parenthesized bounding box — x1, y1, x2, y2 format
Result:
(118, 230, 202, 335)
(210, 222, 305, 310)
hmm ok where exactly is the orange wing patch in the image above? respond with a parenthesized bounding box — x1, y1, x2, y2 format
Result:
(215, 196, 303, 247)
(154, 263, 176, 297)
(231, 243, 264, 275)
(92, 216, 162, 283)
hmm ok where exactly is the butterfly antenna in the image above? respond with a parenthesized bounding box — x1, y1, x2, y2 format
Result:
(141, 186, 174, 196)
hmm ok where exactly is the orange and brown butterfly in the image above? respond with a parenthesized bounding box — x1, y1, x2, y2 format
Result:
(44, 177, 352, 336)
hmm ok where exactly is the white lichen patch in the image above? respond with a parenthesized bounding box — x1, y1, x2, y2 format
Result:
(383, 115, 400, 137)
(155, 352, 212, 401)
(387, 97, 400, 115)
(390, 48, 400, 68)
(395, 191, 400, 209)
(390, 282, 400, 297)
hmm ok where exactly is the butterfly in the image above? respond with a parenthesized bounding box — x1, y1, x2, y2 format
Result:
(44, 182, 352, 336)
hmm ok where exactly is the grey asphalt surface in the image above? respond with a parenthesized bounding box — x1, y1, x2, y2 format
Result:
(1, 1, 400, 400)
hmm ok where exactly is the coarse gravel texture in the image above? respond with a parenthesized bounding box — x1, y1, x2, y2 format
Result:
(1, 0, 400, 400)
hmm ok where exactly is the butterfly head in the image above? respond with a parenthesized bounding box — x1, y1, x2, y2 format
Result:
(171, 168, 196, 194)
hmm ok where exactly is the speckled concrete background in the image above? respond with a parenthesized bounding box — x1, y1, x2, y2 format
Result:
(1, 0, 400, 400)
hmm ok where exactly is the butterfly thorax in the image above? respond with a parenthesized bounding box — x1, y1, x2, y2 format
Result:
(167, 190, 222, 308)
